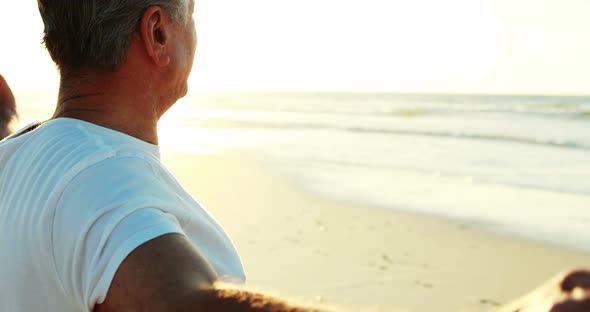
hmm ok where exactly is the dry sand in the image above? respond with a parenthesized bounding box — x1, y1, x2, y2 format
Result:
(162, 152, 590, 312)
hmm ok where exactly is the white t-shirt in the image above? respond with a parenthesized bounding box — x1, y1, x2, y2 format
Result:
(0, 118, 245, 312)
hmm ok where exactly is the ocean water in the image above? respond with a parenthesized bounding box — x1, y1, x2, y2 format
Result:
(159, 92, 590, 252)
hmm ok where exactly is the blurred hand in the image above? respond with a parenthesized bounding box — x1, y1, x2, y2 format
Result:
(500, 269, 590, 312)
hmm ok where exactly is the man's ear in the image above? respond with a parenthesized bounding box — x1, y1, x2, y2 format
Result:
(139, 6, 171, 67)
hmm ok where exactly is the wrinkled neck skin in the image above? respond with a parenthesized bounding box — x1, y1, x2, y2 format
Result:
(52, 66, 171, 146)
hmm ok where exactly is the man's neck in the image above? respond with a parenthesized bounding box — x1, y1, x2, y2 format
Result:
(52, 76, 162, 145)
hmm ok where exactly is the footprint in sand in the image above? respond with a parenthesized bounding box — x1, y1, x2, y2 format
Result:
(382, 254, 393, 264)
(479, 299, 502, 307)
(414, 280, 434, 289)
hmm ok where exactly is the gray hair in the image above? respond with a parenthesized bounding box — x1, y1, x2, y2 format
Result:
(37, 0, 188, 74)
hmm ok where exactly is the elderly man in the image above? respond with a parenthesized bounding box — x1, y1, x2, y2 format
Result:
(0, 74, 17, 139)
(0, 1, 588, 311)
(0, 1, 316, 311)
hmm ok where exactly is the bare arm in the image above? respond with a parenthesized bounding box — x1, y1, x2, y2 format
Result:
(94, 234, 323, 312)
(193, 288, 324, 312)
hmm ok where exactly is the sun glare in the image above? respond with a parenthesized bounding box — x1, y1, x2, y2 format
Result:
(4, 1, 590, 95)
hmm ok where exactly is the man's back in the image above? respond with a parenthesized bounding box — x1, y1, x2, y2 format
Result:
(0, 118, 244, 311)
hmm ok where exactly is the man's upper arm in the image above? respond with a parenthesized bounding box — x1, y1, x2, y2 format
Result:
(51, 157, 217, 310)
(94, 233, 218, 312)
(94, 236, 323, 312)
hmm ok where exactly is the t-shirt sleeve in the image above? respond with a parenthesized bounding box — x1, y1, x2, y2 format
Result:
(51, 157, 187, 311)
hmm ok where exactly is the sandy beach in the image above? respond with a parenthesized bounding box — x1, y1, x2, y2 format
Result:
(161, 151, 590, 312)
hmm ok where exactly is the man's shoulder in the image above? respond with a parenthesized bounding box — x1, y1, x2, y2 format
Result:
(1, 118, 164, 202)
(17, 118, 158, 164)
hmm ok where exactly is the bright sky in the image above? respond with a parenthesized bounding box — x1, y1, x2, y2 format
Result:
(2, 0, 590, 95)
